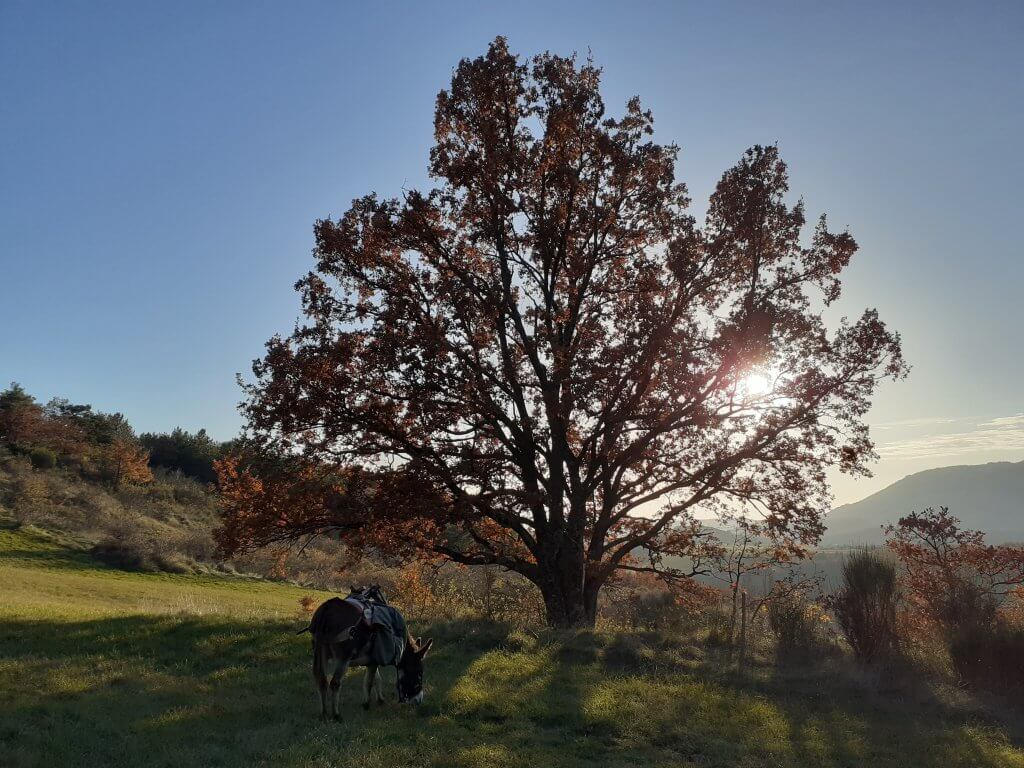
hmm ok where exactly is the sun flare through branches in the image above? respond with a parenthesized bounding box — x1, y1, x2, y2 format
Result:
(738, 370, 777, 400)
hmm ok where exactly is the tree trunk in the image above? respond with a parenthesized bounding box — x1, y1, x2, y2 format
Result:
(542, 584, 589, 628)
(738, 590, 748, 670)
(728, 587, 739, 647)
(537, 543, 598, 628)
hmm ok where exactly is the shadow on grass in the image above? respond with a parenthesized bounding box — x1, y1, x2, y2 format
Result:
(1, 617, 1021, 768)
(0, 523, 99, 571)
(0, 614, 498, 768)
(419, 628, 1024, 768)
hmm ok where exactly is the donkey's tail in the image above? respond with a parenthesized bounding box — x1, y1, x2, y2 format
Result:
(296, 625, 311, 635)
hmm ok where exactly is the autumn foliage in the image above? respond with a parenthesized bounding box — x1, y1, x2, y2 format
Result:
(215, 454, 446, 563)
(218, 38, 905, 627)
(0, 382, 153, 489)
(884, 507, 1024, 689)
(0, 385, 87, 457)
(886, 506, 1024, 631)
(96, 439, 153, 489)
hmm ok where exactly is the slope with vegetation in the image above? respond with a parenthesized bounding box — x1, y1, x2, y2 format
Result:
(0, 384, 544, 595)
(0, 381, 229, 573)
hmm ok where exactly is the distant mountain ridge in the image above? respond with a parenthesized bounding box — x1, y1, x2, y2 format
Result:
(824, 460, 1024, 545)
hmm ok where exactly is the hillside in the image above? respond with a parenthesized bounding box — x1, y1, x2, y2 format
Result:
(824, 461, 1024, 545)
(0, 446, 363, 590)
(0, 447, 222, 570)
(3, 521, 1023, 768)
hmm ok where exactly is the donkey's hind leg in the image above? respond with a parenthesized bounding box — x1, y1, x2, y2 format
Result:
(329, 656, 349, 721)
(312, 640, 330, 721)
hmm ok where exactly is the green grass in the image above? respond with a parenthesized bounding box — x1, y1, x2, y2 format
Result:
(2, 524, 1022, 768)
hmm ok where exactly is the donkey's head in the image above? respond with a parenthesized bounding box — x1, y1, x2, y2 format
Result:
(396, 636, 433, 704)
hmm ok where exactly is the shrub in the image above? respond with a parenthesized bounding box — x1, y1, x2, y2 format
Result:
(173, 527, 216, 562)
(949, 621, 1024, 691)
(832, 549, 900, 663)
(939, 580, 997, 634)
(29, 447, 57, 470)
(599, 573, 722, 633)
(768, 590, 824, 663)
(1000, 587, 1024, 627)
(632, 590, 684, 631)
(90, 534, 189, 573)
(141, 482, 176, 504)
(11, 471, 50, 522)
(88, 515, 193, 574)
(938, 582, 1022, 691)
(72, 485, 122, 530)
(602, 588, 686, 631)
(90, 537, 156, 571)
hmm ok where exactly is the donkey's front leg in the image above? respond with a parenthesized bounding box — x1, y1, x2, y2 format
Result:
(363, 664, 379, 710)
(329, 658, 349, 721)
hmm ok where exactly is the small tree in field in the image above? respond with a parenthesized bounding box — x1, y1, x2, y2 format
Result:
(708, 516, 820, 646)
(97, 439, 153, 490)
(218, 39, 905, 627)
(886, 506, 1024, 632)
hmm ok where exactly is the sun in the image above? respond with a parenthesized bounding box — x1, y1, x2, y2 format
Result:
(739, 371, 774, 399)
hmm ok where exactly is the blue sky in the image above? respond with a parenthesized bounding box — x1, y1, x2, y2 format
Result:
(1, 1, 1022, 504)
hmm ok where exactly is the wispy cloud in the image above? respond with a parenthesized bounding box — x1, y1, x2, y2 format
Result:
(871, 416, 964, 430)
(979, 414, 1024, 429)
(879, 413, 1024, 459)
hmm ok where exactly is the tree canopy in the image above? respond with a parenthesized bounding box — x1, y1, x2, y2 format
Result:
(140, 427, 228, 483)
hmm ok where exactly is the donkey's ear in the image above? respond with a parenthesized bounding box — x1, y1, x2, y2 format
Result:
(416, 638, 433, 658)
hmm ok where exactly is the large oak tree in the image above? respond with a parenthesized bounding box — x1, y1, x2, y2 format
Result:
(219, 39, 906, 627)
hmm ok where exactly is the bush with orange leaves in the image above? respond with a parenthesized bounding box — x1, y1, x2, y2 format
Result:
(885, 506, 1024, 633)
(999, 586, 1024, 628)
(393, 561, 438, 617)
(387, 561, 546, 625)
(886, 507, 1024, 690)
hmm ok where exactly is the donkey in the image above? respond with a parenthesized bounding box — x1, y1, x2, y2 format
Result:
(301, 593, 433, 721)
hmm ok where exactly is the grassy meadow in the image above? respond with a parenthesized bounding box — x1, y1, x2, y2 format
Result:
(2, 522, 1023, 768)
